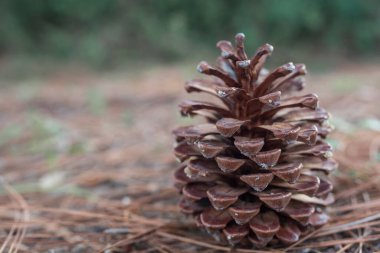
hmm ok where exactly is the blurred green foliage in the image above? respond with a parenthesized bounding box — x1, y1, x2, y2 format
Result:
(0, 0, 379, 66)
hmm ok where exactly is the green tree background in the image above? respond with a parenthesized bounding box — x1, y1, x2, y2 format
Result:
(0, 0, 379, 67)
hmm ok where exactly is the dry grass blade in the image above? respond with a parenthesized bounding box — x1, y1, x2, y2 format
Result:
(99, 226, 162, 253)
(0, 178, 30, 253)
(156, 231, 283, 253)
(315, 213, 380, 237)
(284, 228, 322, 251)
(330, 198, 380, 213)
(336, 243, 355, 253)
(292, 234, 380, 249)
(335, 176, 380, 200)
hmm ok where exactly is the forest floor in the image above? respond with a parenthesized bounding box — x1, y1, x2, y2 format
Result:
(0, 62, 379, 252)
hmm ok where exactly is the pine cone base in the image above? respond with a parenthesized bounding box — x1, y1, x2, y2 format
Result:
(173, 33, 337, 248)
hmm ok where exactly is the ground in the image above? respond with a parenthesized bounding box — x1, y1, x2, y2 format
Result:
(0, 62, 379, 252)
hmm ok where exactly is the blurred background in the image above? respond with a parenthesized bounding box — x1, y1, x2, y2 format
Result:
(0, 1, 379, 252)
(1, 0, 380, 74)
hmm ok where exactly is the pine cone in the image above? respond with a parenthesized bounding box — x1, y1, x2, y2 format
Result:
(173, 33, 337, 248)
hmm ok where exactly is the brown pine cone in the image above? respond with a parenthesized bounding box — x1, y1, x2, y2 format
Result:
(173, 33, 337, 248)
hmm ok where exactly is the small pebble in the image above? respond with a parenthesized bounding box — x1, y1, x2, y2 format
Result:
(71, 244, 90, 253)
(45, 247, 68, 253)
(104, 227, 129, 234)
